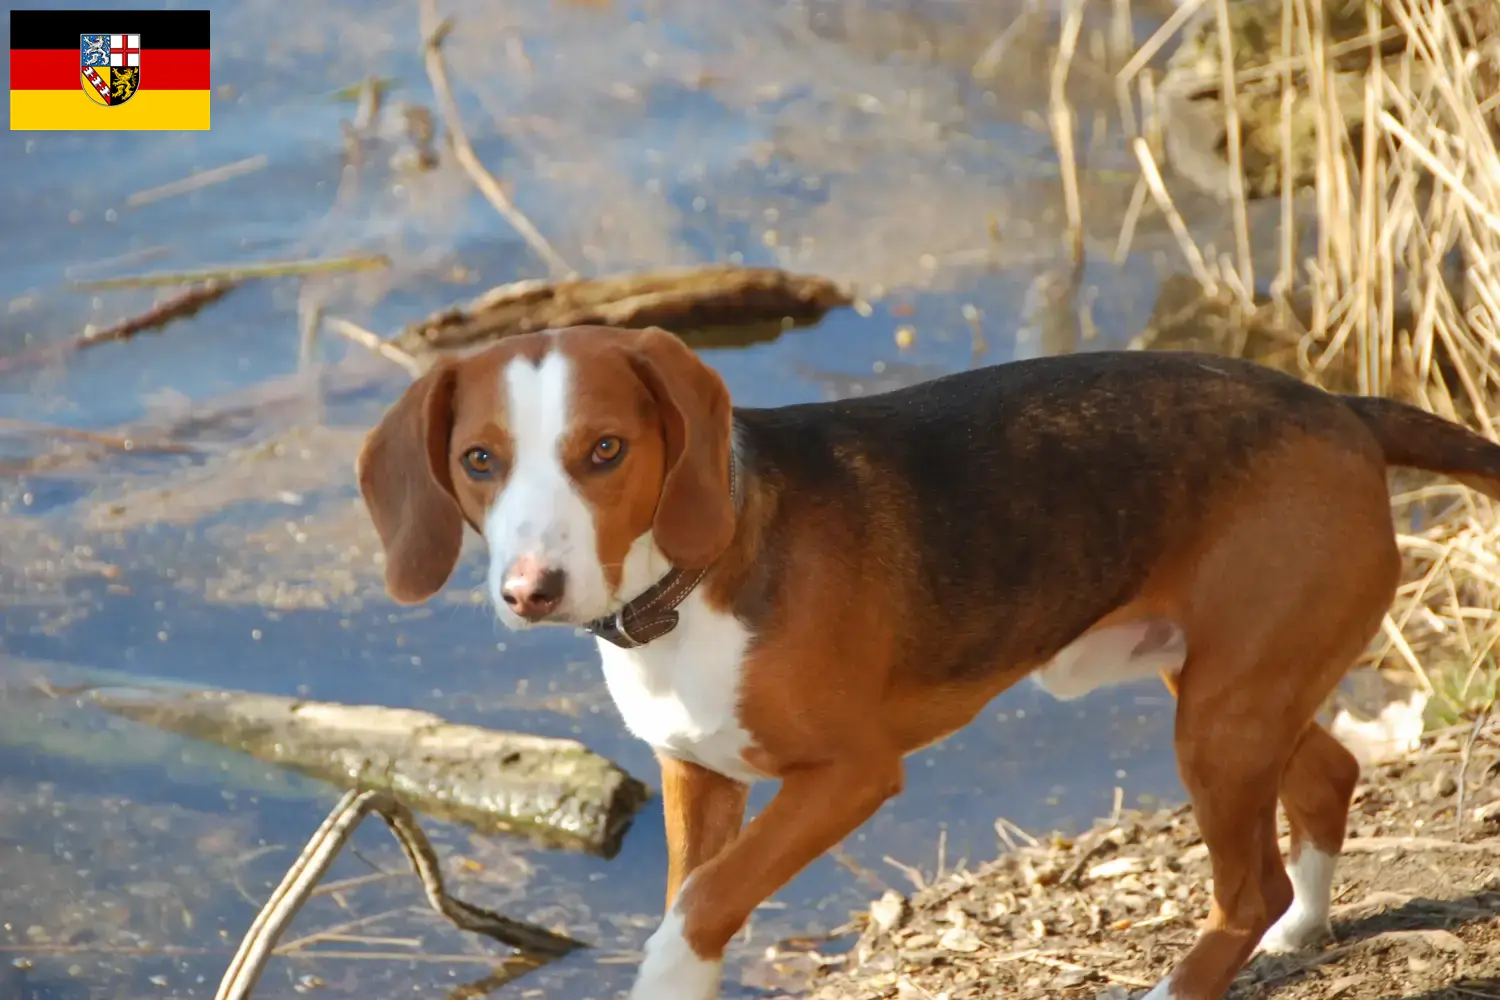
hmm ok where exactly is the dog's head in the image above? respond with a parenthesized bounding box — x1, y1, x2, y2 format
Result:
(356, 325, 735, 629)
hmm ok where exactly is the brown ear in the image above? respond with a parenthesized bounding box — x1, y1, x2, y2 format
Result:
(627, 327, 735, 568)
(356, 360, 466, 604)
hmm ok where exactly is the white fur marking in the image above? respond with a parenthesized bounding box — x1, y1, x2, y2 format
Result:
(628, 891, 722, 1000)
(598, 532, 763, 785)
(1258, 846, 1336, 954)
(483, 351, 611, 626)
(1032, 620, 1186, 700)
(1138, 977, 1179, 1000)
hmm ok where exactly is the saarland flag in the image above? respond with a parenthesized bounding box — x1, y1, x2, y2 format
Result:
(9, 9, 211, 131)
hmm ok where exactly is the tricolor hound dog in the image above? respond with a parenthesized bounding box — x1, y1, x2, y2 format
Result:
(357, 325, 1500, 1000)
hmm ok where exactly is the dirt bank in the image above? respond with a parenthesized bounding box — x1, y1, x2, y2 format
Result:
(787, 716, 1500, 1000)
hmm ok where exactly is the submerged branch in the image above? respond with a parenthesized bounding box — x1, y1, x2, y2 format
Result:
(69, 254, 389, 291)
(214, 788, 585, 1000)
(418, 0, 574, 279)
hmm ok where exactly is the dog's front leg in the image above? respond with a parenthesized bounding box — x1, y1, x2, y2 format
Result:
(628, 755, 902, 1000)
(658, 753, 749, 910)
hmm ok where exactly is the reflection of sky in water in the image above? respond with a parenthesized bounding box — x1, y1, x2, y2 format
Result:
(0, 568, 1181, 999)
(0, 0, 1193, 996)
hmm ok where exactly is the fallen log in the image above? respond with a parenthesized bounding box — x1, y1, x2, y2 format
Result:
(394, 264, 855, 355)
(93, 687, 650, 858)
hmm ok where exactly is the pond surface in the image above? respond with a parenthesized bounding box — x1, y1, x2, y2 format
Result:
(0, 0, 1239, 996)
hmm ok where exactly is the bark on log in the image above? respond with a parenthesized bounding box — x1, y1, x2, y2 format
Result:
(93, 688, 650, 858)
(395, 264, 854, 355)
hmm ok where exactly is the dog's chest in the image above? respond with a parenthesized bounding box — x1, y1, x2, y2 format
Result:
(595, 591, 764, 785)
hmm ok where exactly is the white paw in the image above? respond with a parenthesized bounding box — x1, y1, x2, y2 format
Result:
(627, 909, 722, 1000)
(1256, 910, 1333, 955)
(1258, 846, 1337, 954)
(1133, 977, 1179, 1000)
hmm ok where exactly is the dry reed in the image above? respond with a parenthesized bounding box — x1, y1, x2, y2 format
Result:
(1113, 0, 1500, 719)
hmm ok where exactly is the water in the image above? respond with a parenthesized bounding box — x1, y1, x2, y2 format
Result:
(0, 0, 1218, 996)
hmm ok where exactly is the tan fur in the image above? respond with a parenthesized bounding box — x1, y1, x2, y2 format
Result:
(357, 329, 1500, 1000)
(658, 755, 749, 910)
(357, 326, 735, 605)
(356, 358, 464, 604)
(621, 328, 737, 569)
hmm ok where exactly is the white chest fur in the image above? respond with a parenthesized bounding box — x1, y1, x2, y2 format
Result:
(596, 588, 765, 786)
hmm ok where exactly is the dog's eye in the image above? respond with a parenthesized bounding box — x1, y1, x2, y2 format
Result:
(461, 447, 496, 479)
(590, 436, 625, 466)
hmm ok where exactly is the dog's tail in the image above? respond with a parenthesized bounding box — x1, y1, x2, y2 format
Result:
(1342, 395, 1500, 501)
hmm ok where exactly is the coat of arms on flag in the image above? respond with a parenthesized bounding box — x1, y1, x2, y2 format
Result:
(80, 33, 141, 106)
(12, 9, 208, 131)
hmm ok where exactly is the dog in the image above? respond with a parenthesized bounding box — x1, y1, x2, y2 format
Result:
(356, 324, 1500, 1000)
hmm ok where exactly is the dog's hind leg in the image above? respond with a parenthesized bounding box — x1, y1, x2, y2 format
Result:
(1144, 657, 1297, 1000)
(1143, 449, 1401, 1000)
(1258, 721, 1362, 953)
(1148, 632, 1383, 999)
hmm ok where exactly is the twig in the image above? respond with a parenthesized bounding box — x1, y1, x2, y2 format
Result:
(828, 845, 894, 895)
(1381, 614, 1436, 693)
(1131, 137, 1218, 291)
(275, 906, 414, 953)
(0, 282, 239, 374)
(323, 316, 424, 377)
(64, 244, 173, 280)
(0, 417, 195, 455)
(895, 975, 940, 999)
(69, 254, 389, 291)
(1060, 834, 1113, 889)
(82, 281, 239, 346)
(126, 155, 269, 208)
(214, 788, 585, 1000)
(309, 870, 402, 898)
(297, 282, 326, 375)
(1213, 0, 1255, 304)
(0, 943, 225, 957)
(1456, 698, 1495, 835)
(1049, 0, 1086, 247)
(379, 798, 583, 954)
(1379, 109, 1500, 238)
(995, 816, 1041, 848)
(1022, 952, 1155, 989)
(266, 949, 536, 965)
(417, 0, 574, 279)
(882, 854, 928, 893)
(1117, 0, 1209, 84)
(288, 932, 423, 949)
(442, 962, 551, 1000)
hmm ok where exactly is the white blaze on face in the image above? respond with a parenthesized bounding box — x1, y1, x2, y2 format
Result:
(483, 350, 610, 626)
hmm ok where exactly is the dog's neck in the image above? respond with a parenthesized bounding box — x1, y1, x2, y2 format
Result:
(584, 452, 741, 650)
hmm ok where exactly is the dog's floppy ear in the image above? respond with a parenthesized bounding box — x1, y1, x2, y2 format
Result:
(626, 327, 735, 569)
(356, 360, 465, 604)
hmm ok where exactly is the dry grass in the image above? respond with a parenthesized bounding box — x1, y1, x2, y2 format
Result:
(1109, 0, 1500, 720)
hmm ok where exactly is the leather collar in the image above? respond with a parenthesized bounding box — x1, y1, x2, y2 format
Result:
(584, 460, 738, 650)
